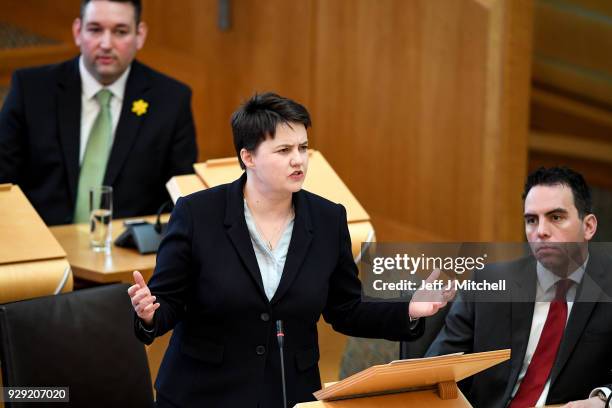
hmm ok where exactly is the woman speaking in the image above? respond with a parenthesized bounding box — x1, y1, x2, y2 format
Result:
(129, 93, 449, 407)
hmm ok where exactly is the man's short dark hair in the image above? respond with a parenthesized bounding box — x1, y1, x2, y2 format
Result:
(80, 0, 142, 24)
(231, 92, 312, 169)
(523, 166, 593, 218)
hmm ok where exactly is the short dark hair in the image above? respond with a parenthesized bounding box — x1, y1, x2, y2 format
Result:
(523, 166, 593, 218)
(80, 0, 142, 24)
(231, 92, 312, 169)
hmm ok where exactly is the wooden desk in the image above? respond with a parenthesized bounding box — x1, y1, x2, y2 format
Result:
(49, 215, 168, 284)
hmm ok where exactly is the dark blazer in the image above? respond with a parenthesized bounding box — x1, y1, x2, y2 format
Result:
(0, 57, 197, 225)
(135, 174, 424, 408)
(426, 252, 612, 408)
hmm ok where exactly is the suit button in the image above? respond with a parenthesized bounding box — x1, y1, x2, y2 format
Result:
(260, 313, 270, 322)
(256, 345, 266, 355)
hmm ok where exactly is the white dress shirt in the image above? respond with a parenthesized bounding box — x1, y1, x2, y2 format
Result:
(78, 56, 130, 164)
(510, 257, 588, 407)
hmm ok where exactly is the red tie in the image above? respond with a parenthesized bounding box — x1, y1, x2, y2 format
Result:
(509, 279, 572, 408)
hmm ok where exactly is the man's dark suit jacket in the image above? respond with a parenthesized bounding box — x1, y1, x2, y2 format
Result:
(426, 253, 612, 407)
(0, 57, 197, 225)
(135, 174, 424, 408)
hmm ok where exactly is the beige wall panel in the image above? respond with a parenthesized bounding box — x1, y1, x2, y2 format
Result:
(311, 0, 531, 241)
(143, 0, 314, 161)
(492, 0, 533, 240)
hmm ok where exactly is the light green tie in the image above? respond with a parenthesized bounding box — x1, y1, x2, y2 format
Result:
(74, 89, 113, 223)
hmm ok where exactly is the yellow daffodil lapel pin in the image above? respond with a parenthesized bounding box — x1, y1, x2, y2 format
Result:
(131, 99, 149, 116)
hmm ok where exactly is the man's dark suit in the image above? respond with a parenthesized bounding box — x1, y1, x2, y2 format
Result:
(426, 253, 612, 407)
(135, 174, 424, 408)
(0, 57, 197, 225)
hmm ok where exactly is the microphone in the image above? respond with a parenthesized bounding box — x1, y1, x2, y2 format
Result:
(154, 200, 173, 234)
(276, 320, 287, 408)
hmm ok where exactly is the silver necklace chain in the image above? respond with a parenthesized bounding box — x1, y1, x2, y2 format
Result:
(248, 203, 294, 250)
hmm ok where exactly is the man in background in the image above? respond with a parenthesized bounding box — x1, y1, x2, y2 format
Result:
(427, 167, 612, 407)
(0, 0, 197, 225)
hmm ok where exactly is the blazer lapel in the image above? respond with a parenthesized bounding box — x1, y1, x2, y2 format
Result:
(104, 60, 150, 186)
(56, 58, 82, 206)
(503, 259, 537, 402)
(271, 191, 313, 305)
(549, 253, 607, 385)
(224, 174, 268, 301)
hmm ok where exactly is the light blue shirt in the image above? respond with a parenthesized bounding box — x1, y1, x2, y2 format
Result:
(244, 201, 294, 301)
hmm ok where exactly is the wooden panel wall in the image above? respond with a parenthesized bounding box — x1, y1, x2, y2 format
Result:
(144, 0, 534, 241)
(0, 0, 79, 84)
(533, 0, 612, 106)
(141, 0, 315, 160)
(529, 0, 612, 189)
(2, 0, 78, 42)
(311, 0, 532, 241)
(1, 0, 533, 241)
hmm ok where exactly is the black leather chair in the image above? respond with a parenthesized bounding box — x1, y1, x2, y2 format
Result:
(0, 283, 154, 407)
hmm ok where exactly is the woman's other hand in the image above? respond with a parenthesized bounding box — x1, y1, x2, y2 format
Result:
(128, 270, 160, 326)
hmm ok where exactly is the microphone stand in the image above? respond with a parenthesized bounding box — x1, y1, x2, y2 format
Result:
(276, 320, 288, 408)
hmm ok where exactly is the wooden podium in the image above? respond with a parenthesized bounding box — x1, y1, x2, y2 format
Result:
(0, 184, 72, 303)
(296, 350, 510, 407)
(166, 150, 375, 259)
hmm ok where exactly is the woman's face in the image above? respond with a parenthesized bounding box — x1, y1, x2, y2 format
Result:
(243, 122, 309, 196)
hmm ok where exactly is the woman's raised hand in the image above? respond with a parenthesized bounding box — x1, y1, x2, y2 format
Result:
(127, 270, 160, 326)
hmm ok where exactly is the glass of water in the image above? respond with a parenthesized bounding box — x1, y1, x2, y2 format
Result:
(89, 185, 113, 253)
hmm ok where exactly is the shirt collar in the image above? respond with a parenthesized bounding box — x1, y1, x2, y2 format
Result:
(79, 56, 131, 102)
(536, 253, 589, 293)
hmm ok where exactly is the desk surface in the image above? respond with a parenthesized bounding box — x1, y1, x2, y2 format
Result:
(49, 215, 167, 284)
(0, 184, 66, 264)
